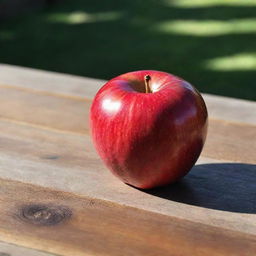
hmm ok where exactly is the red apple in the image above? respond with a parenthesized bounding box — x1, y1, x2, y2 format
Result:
(90, 70, 208, 189)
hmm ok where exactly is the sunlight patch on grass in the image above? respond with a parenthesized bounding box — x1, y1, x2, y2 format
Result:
(205, 53, 256, 71)
(154, 19, 256, 36)
(0, 31, 14, 40)
(167, 0, 256, 8)
(47, 11, 122, 24)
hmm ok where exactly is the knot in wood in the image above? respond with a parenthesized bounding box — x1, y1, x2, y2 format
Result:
(20, 204, 71, 226)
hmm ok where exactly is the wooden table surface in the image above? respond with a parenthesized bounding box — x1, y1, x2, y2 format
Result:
(0, 64, 255, 256)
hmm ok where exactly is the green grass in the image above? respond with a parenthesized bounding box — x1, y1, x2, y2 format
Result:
(168, 0, 256, 8)
(0, 0, 256, 100)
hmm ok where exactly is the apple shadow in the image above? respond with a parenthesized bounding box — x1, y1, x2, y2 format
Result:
(143, 163, 256, 213)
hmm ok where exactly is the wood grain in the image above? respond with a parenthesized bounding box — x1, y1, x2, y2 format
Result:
(0, 119, 255, 235)
(1, 64, 255, 125)
(204, 119, 256, 163)
(203, 94, 256, 125)
(0, 64, 104, 99)
(0, 86, 255, 163)
(0, 64, 255, 255)
(0, 241, 57, 256)
(0, 178, 255, 256)
(0, 86, 89, 133)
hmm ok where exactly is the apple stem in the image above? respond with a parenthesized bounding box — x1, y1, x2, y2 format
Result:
(144, 75, 151, 93)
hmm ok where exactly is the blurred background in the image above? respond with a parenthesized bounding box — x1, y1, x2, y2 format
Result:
(0, 0, 255, 100)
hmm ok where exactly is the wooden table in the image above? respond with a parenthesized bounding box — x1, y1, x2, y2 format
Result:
(0, 64, 255, 256)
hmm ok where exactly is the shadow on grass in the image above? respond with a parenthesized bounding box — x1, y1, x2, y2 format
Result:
(0, 0, 256, 100)
(144, 163, 256, 214)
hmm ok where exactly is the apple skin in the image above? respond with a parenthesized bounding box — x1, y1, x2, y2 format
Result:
(90, 70, 208, 189)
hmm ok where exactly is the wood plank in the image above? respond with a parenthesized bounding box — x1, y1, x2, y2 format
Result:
(0, 64, 104, 100)
(0, 178, 255, 256)
(0, 64, 255, 125)
(0, 87, 255, 163)
(0, 241, 57, 256)
(204, 119, 256, 163)
(0, 64, 255, 255)
(203, 94, 256, 125)
(0, 119, 255, 237)
(0, 86, 89, 133)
